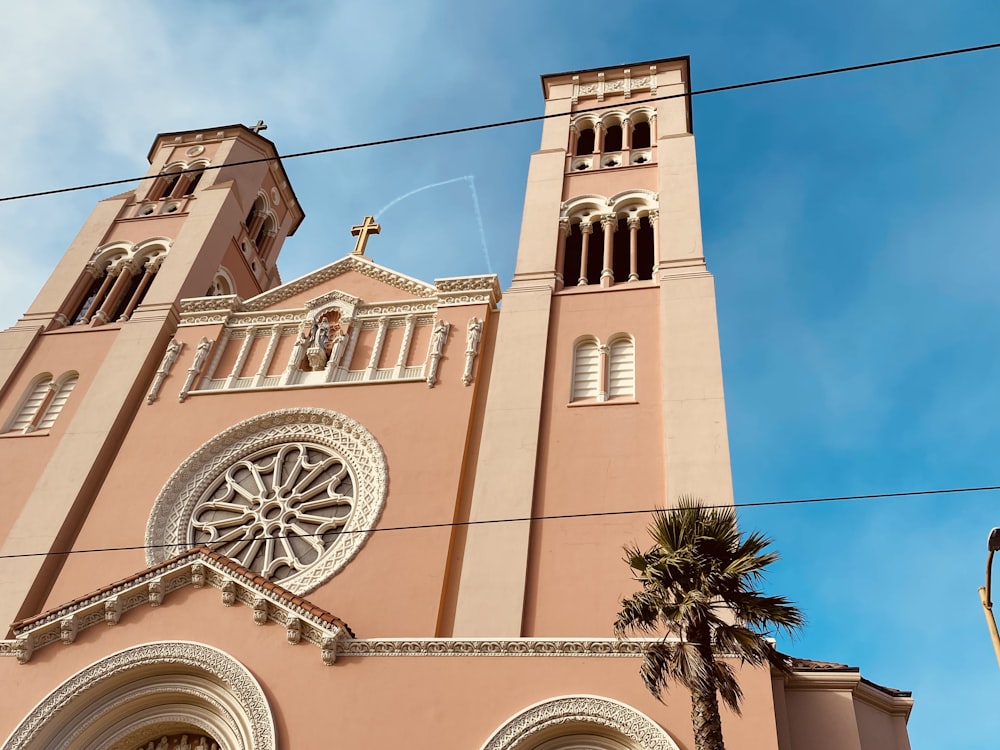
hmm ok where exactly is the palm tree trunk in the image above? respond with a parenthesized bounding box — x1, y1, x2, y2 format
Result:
(690, 621, 727, 750)
(690, 684, 726, 750)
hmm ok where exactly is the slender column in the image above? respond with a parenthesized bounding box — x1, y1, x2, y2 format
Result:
(283, 324, 310, 385)
(578, 222, 592, 286)
(342, 319, 362, 373)
(394, 315, 417, 378)
(555, 218, 569, 289)
(92, 259, 139, 326)
(202, 328, 232, 383)
(118, 256, 162, 322)
(622, 117, 632, 150)
(597, 344, 610, 402)
(568, 124, 579, 158)
(57, 262, 102, 327)
(366, 317, 389, 379)
(648, 209, 660, 278)
(627, 217, 641, 282)
(253, 327, 282, 386)
(246, 209, 265, 241)
(225, 327, 256, 387)
(594, 122, 605, 155)
(79, 268, 115, 325)
(600, 216, 616, 288)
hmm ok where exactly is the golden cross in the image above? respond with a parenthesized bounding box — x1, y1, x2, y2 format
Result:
(351, 216, 381, 256)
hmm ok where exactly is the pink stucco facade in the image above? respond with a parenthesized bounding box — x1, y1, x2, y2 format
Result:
(0, 58, 911, 750)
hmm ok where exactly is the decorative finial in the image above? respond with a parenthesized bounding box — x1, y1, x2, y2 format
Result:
(350, 216, 381, 257)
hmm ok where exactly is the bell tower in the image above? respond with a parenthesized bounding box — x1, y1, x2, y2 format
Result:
(450, 58, 735, 636)
(0, 124, 303, 631)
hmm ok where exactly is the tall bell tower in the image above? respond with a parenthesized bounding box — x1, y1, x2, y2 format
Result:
(450, 58, 735, 637)
(0, 125, 303, 630)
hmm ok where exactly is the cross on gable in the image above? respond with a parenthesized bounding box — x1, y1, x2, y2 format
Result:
(351, 216, 381, 257)
(250, 120, 267, 134)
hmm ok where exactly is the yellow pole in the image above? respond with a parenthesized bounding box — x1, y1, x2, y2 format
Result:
(978, 586, 1000, 670)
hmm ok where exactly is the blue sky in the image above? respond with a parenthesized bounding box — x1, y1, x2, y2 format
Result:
(1, 1, 998, 747)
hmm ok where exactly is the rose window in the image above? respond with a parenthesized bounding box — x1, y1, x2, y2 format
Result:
(147, 409, 388, 595)
(189, 443, 355, 582)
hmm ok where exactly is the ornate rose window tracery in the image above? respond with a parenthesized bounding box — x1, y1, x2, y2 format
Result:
(147, 409, 387, 594)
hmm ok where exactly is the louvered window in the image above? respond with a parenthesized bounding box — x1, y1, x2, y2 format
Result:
(7, 376, 52, 432)
(608, 338, 635, 398)
(36, 373, 78, 430)
(571, 340, 601, 400)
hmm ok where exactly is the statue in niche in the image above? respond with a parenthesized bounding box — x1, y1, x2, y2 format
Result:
(329, 328, 348, 369)
(306, 312, 339, 371)
(191, 337, 213, 373)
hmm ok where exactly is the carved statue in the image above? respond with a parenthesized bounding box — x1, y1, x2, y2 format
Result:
(462, 317, 484, 386)
(287, 324, 311, 372)
(147, 338, 184, 404)
(191, 337, 213, 373)
(426, 320, 451, 387)
(430, 319, 450, 357)
(313, 315, 331, 352)
(329, 329, 348, 368)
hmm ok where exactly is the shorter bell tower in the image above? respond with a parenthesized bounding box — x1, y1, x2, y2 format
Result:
(0, 124, 303, 631)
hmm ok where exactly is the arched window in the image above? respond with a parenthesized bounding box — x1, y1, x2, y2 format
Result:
(571, 339, 600, 401)
(603, 124, 623, 153)
(4, 371, 78, 434)
(178, 163, 206, 196)
(148, 169, 182, 201)
(576, 127, 595, 156)
(607, 336, 635, 398)
(631, 120, 651, 149)
(67, 246, 168, 326)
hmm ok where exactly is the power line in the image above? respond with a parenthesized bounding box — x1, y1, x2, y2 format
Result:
(0, 483, 995, 562)
(2, 41, 999, 205)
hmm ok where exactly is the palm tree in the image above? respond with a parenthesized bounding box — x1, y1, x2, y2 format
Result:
(614, 498, 803, 750)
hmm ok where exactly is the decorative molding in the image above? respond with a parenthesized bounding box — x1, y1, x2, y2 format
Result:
(146, 409, 388, 595)
(243, 255, 436, 311)
(481, 695, 680, 750)
(339, 638, 652, 657)
(304, 288, 362, 311)
(435, 274, 501, 309)
(4, 550, 350, 665)
(0, 642, 277, 750)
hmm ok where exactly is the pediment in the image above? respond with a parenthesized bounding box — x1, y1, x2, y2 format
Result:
(242, 255, 437, 312)
(2, 547, 353, 665)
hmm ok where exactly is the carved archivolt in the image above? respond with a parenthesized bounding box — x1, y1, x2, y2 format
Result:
(481, 695, 679, 750)
(1, 641, 276, 750)
(146, 408, 388, 594)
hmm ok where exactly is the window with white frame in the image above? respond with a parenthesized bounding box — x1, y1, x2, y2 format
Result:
(570, 335, 635, 403)
(4, 371, 78, 434)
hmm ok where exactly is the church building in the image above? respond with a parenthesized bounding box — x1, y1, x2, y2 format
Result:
(0, 58, 912, 750)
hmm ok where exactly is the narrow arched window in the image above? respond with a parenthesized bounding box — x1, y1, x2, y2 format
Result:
(632, 120, 651, 149)
(149, 171, 181, 201)
(36, 372, 78, 430)
(178, 167, 203, 196)
(604, 124, 623, 153)
(608, 337, 635, 398)
(636, 216, 655, 281)
(5, 374, 53, 433)
(576, 127, 595, 156)
(571, 339, 601, 401)
(563, 223, 583, 286)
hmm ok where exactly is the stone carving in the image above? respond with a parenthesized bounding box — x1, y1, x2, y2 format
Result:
(179, 338, 213, 403)
(286, 324, 311, 375)
(0, 642, 277, 750)
(339, 638, 651, 657)
(463, 317, 484, 386)
(146, 408, 388, 595)
(481, 695, 680, 750)
(328, 328, 348, 370)
(426, 319, 450, 388)
(147, 338, 183, 404)
(190, 443, 355, 584)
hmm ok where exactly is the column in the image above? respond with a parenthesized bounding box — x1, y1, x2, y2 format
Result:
(648, 209, 659, 279)
(568, 125, 579, 157)
(594, 122, 605, 156)
(627, 217, 641, 282)
(578, 222, 592, 286)
(56, 262, 102, 327)
(366, 317, 389, 379)
(597, 344, 610, 402)
(225, 327, 256, 388)
(600, 216, 616, 288)
(91, 258, 139, 326)
(622, 117, 632, 150)
(555, 218, 569, 290)
(394, 315, 417, 378)
(79, 267, 116, 325)
(117, 257, 161, 322)
(253, 327, 282, 386)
